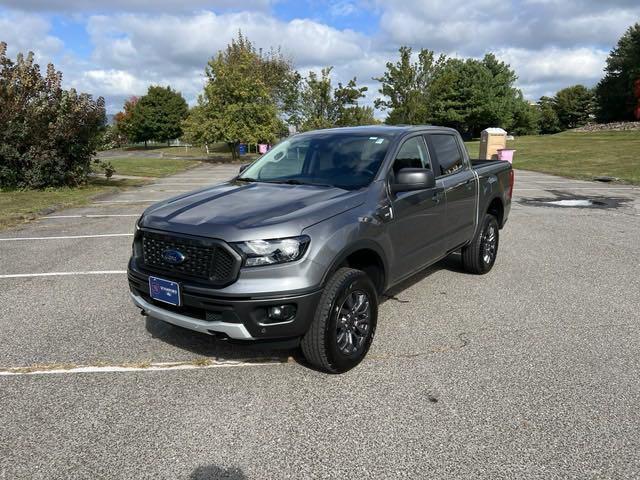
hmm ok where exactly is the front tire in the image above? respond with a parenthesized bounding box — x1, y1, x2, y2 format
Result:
(461, 214, 500, 274)
(301, 268, 378, 373)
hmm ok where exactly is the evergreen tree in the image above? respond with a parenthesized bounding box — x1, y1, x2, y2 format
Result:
(553, 85, 594, 129)
(595, 23, 640, 122)
(537, 96, 561, 134)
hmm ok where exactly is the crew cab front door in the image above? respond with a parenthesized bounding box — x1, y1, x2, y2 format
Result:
(386, 135, 447, 284)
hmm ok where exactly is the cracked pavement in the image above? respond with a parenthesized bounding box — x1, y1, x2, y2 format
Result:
(1, 166, 639, 479)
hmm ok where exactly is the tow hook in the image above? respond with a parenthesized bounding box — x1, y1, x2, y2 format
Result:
(140, 309, 147, 316)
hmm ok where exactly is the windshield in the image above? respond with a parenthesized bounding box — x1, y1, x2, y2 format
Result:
(237, 132, 391, 190)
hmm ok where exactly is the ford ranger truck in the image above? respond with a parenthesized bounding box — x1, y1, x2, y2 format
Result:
(128, 126, 514, 373)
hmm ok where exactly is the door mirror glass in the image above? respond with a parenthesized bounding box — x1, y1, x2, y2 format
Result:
(391, 168, 435, 193)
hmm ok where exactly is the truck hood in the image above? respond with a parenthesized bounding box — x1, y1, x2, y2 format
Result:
(140, 181, 366, 241)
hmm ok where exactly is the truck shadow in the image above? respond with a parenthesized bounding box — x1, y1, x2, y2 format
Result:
(190, 464, 246, 480)
(144, 254, 465, 363)
(381, 253, 464, 304)
(144, 315, 294, 362)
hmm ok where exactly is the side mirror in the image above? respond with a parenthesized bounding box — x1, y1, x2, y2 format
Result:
(238, 164, 250, 174)
(391, 168, 435, 193)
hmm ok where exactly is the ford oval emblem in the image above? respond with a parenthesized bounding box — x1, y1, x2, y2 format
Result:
(162, 249, 186, 265)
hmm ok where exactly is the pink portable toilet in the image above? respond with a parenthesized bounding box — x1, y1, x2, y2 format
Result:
(497, 149, 516, 163)
(258, 144, 268, 154)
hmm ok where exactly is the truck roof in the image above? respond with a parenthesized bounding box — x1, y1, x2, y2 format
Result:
(298, 125, 457, 137)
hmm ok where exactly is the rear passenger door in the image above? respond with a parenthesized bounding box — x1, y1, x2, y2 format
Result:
(425, 133, 477, 249)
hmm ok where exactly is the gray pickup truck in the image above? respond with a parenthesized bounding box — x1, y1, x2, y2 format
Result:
(128, 125, 513, 373)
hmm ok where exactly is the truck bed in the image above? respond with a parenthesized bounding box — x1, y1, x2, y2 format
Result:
(470, 159, 512, 177)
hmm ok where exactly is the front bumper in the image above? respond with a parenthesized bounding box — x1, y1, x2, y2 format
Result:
(128, 263, 322, 341)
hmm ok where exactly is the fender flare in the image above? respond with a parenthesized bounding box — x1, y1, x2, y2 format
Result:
(320, 239, 390, 291)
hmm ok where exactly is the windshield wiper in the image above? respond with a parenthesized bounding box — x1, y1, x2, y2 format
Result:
(237, 177, 260, 183)
(270, 179, 335, 188)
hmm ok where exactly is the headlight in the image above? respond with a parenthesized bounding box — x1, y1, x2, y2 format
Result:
(234, 236, 310, 267)
(135, 215, 143, 231)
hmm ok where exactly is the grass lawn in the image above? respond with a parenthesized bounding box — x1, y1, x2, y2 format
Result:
(465, 131, 640, 184)
(0, 178, 146, 230)
(120, 143, 260, 160)
(123, 145, 212, 158)
(95, 157, 201, 177)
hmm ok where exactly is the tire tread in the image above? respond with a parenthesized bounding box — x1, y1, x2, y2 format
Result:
(462, 214, 499, 275)
(301, 268, 372, 373)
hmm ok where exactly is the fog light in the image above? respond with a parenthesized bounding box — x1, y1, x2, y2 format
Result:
(267, 304, 296, 322)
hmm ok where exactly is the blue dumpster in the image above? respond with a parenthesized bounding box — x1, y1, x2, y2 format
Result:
(238, 144, 248, 155)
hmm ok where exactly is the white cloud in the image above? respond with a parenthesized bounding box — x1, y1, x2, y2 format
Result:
(330, 1, 359, 17)
(2, 1, 636, 113)
(0, 0, 273, 13)
(79, 11, 373, 111)
(87, 12, 367, 72)
(375, 0, 639, 53)
(75, 69, 149, 96)
(0, 12, 63, 59)
(495, 47, 608, 99)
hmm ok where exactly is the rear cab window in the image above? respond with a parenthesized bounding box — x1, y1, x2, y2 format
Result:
(427, 134, 466, 177)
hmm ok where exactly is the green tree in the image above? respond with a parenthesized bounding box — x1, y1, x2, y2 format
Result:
(553, 85, 594, 129)
(258, 46, 302, 127)
(133, 86, 188, 146)
(114, 96, 140, 145)
(184, 33, 282, 159)
(0, 42, 105, 188)
(537, 96, 561, 134)
(511, 98, 541, 136)
(427, 55, 522, 136)
(374, 46, 446, 125)
(375, 48, 525, 135)
(337, 105, 377, 127)
(297, 67, 371, 130)
(595, 23, 640, 122)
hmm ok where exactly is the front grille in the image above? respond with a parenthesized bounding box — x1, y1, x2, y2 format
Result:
(140, 230, 240, 285)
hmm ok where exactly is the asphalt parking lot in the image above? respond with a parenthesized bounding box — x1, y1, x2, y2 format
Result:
(1, 165, 639, 479)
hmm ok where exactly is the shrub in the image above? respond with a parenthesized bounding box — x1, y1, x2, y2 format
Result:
(0, 42, 106, 188)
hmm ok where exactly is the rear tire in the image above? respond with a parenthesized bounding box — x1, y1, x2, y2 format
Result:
(301, 268, 378, 373)
(461, 214, 500, 274)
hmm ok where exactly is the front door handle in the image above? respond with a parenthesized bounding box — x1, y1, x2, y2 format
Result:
(374, 203, 393, 222)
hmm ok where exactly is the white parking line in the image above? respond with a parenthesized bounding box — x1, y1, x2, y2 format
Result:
(518, 181, 607, 184)
(0, 233, 133, 241)
(93, 200, 158, 204)
(146, 189, 193, 193)
(515, 187, 636, 191)
(0, 270, 127, 279)
(43, 214, 140, 219)
(151, 183, 213, 186)
(0, 359, 283, 376)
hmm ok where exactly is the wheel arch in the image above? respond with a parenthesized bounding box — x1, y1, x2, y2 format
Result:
(486, 196, 505, 228)
(322, 240, 388, 294)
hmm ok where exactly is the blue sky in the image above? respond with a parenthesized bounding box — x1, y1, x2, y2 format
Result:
(1, 0, 638, 114)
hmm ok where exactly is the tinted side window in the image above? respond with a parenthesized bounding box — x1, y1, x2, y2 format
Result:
(429, 134, 464, 176)
(392, 136, 431, 175)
